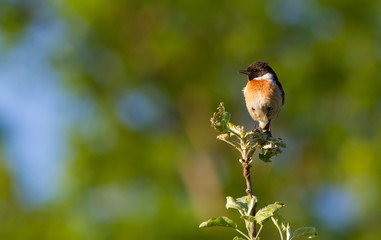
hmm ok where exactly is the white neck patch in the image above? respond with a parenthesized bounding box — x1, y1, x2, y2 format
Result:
(253, 73, 273, 81)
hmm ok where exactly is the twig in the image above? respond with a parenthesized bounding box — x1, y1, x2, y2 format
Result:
(235, 228, 250, 240)
(272, 217, 284, 240)
(241, 159, 257, 239)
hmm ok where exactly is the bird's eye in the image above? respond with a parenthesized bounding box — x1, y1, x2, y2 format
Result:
(252, 69, 258, 72)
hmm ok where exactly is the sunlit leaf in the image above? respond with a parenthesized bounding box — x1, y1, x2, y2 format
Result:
(291, 227, 317, 239)
(226, 196, 247, 213)
(211, 102, 231, 133)
(240, 215, 256, 222)
(199, 216, 237, 229)
(217, 134, 242, 150)
(254, 202, 284, 224)
(236, 195, 252, 206)
(227, 122, 245, 137)
(226, 195, 257, 215)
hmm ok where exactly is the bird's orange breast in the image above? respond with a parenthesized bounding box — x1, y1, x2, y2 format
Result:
(244, 80, 278, 102)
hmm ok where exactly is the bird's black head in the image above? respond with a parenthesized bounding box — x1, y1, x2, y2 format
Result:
(239, 61, 275, 80)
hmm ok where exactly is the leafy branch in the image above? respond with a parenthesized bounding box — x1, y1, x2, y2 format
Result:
(199, 103, 317, 240)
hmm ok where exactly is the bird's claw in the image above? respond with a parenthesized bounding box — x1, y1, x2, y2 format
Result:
(264, 131, 272, 138)
(251, 128, 260, 133)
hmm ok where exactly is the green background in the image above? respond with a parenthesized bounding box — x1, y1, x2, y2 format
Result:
(0, 0, 380, 239)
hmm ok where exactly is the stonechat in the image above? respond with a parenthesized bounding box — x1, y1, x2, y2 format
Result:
(240, 61, 284, 136)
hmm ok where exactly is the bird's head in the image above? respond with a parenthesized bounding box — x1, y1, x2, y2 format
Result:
(239, 61, 275, 81)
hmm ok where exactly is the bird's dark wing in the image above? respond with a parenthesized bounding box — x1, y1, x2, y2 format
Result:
(273, 75, 285, 105)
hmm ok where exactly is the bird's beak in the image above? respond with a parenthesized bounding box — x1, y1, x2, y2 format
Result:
(239, 70, 248, 75)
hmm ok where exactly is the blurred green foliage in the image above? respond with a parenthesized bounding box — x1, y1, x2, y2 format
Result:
(0, 1, 32, 47)
(1, 0, 381, 239)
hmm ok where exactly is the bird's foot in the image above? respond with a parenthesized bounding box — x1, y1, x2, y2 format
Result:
(251, 128, 261, 135)
(263, 130, 272, 138)
(251, 128, 260, 133)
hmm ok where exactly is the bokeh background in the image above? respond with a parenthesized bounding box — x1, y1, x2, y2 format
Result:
(0, 0, 381, 239)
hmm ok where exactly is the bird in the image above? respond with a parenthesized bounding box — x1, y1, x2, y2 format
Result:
(239, 61, 284, 137)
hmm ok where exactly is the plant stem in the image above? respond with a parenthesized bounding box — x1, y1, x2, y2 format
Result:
(242, 160, 257, 239)
(256, 224, 264, 237)
(242, 161, 253, 198)
(272, 217, 284, 240)
(235, 228, 250, 240)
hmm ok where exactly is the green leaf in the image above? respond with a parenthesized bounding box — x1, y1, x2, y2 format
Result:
(233, 237, 246, 240)
(240, 215, 256, 222)
(247, 196, 257, 215)
(272, 214, 288, 232)
(211, 102, 231, 133)
(271, 214, 291, 240)
(259, 153, 271, 162)
(236, 195, 252, 206)
(199, 216, 237, 229)
(227, 122, 245, 137)
(226, 196, 247, 213)
(226, 196, 256, 215)
(291, 227, 317, 239)
(255, 202, 285, 224)
(216, 134, 242, 150)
